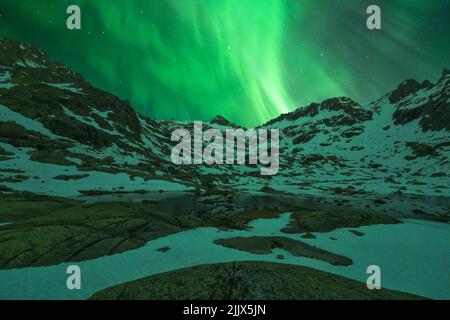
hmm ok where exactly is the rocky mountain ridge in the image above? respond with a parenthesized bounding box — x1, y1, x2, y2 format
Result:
(0, 39, 449, 219)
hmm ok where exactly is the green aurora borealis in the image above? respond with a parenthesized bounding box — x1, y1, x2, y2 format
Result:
(0, 0, 449, 127)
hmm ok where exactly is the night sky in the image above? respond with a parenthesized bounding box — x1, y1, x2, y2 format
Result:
(0, 0, 449, 127)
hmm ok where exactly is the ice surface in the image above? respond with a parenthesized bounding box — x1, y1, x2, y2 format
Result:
(0, 214, 448, 300)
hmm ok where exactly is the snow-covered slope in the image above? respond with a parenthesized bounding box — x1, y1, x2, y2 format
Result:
(257, 71, 450, 197)
(0, 39, 449, 219)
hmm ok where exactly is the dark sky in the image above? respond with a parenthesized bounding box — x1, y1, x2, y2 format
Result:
(0, 0, 449, 126)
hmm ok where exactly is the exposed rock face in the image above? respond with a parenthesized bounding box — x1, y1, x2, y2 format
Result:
(266, 97, 373, 127)
(264, 97, 375, 157)
(389, 79, 433, 104)
(392, 69, 449, 131)
(89, 261, 425, 300)
(0, 39, 142, 149)
(214, 236, 352, 266)
(210, 115, 241, 128)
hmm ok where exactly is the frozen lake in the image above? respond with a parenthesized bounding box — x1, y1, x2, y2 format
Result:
(0, 214, 449, 300)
